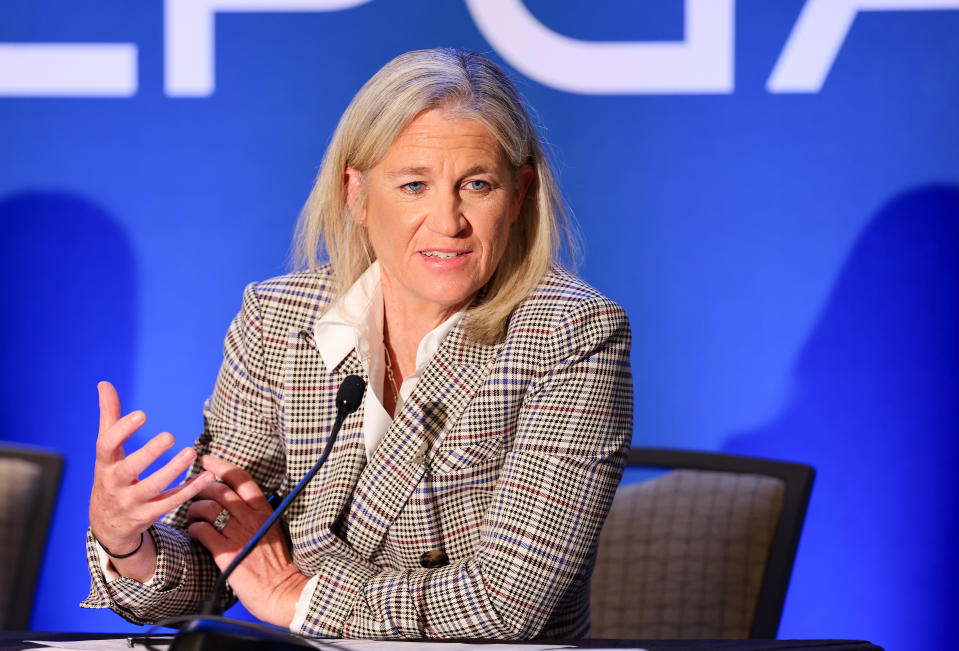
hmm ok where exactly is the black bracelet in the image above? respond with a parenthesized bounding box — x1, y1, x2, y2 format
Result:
(92, 531, 144, 559)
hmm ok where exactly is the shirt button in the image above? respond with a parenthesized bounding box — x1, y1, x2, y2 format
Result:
(419, 548, 449, 568)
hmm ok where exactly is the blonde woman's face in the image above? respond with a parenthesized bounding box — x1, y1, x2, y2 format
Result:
(346, 109, 532, 320)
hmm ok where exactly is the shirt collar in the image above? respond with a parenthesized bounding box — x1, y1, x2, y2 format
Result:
(312, 261, 462, 374)
(414, 311, 459, 372)
(313, 262, 383, 372)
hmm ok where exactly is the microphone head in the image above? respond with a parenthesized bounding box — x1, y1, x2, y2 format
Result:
(336, 375, 366, 415)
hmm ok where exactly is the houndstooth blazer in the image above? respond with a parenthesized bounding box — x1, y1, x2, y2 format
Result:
(83, 263, 633, 639)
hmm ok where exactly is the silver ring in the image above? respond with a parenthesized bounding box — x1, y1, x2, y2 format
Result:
(213, 508, 230, 532)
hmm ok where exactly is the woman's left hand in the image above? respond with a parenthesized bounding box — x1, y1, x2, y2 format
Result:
(186, 455, 308, 627)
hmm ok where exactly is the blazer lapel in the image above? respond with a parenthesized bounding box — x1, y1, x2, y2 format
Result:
(283, 324, 370, 568)
(344, 321, 501, 559)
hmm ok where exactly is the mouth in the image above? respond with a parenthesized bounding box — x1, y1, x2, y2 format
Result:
(420, 250, 469, 259)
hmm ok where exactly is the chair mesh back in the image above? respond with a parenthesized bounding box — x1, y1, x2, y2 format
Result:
(591, 469, 784, 639)
(0, 457, 42, 629)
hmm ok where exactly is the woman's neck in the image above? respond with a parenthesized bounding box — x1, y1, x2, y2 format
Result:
(379, 274, 463, 375)
(381, 304, 454, 419)
(381, 300, 454, 376)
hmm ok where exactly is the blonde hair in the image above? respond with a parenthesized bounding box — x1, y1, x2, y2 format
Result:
(294, 48, 574, 343)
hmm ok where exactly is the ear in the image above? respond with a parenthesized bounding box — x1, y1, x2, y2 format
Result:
(344, 167, 366, 225)
(510, 163, 534, 224)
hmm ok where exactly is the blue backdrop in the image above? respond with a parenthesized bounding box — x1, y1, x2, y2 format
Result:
(2, 2, 957, 649)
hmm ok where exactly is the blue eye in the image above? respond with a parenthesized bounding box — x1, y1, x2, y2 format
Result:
(465, 180, 489, 192)
(403, 181, 425, 193)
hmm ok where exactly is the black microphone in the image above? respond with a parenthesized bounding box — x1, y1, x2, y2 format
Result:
(169, 374, 366, 651)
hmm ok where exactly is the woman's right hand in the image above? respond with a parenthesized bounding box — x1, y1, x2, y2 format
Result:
(89, 381, 216, 580)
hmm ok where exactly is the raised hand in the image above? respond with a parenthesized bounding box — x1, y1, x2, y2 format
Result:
(89, 381, 216, 581)
(186, 455, 308, 627)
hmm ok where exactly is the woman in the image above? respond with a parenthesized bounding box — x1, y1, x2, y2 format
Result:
(84, 48, 633, 639)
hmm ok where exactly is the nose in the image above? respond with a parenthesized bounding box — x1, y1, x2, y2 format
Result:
(425, 191, 467, 237)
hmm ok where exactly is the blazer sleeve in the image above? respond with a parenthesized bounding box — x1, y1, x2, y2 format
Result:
(296, 295, 633, 639)
(81, 282, 286, 624)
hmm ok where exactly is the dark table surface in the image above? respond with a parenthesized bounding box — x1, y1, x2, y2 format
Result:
(0, 633, 883, 651)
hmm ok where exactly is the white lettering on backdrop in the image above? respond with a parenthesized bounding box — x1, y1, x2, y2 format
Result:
(164, 0, 373, 96)
(464, 0, 734, 94)
(769, 0, 959, 92)
(0, 0, 957, 97)
(0, 43, 136, 96)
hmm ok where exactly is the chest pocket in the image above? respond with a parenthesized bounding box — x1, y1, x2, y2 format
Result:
(428, 435, 506, 477)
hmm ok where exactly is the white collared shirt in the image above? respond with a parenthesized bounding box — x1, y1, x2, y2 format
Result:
(311, 260, 461, 459)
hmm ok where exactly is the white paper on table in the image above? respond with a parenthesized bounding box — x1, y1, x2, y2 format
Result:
(24, 640, 156, 651)
(25, 637, 646, 651)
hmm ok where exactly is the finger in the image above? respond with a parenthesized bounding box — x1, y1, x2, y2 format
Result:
(188, 521, 231, 560)
(148, 469, 217, 515)
(98, 381, 121, 434)
(132, 447, 198, 498)
(194, 481, 235, 503)
(193, 480, 249, 515)
(117, 432, 175, 482)
(186, 499, 225, 525)
(201, 456, 270, 509)
(95, 410, 147, 463)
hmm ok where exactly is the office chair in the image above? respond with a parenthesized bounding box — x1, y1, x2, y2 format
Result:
(591, 446, 814, 639)
(0, 443, 64, 630)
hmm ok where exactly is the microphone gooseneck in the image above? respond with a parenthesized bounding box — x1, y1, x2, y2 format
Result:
(170, 375, 366, 651)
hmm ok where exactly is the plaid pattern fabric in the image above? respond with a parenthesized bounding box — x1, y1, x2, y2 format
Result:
(82, 264, 633, 639)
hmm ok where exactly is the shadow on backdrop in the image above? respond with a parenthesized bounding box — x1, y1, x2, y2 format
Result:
(724, 185, 959, 649)
(0, 192, 139, 631)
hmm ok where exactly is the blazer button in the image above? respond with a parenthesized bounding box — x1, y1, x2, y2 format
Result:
(419, 548, 449, 568)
